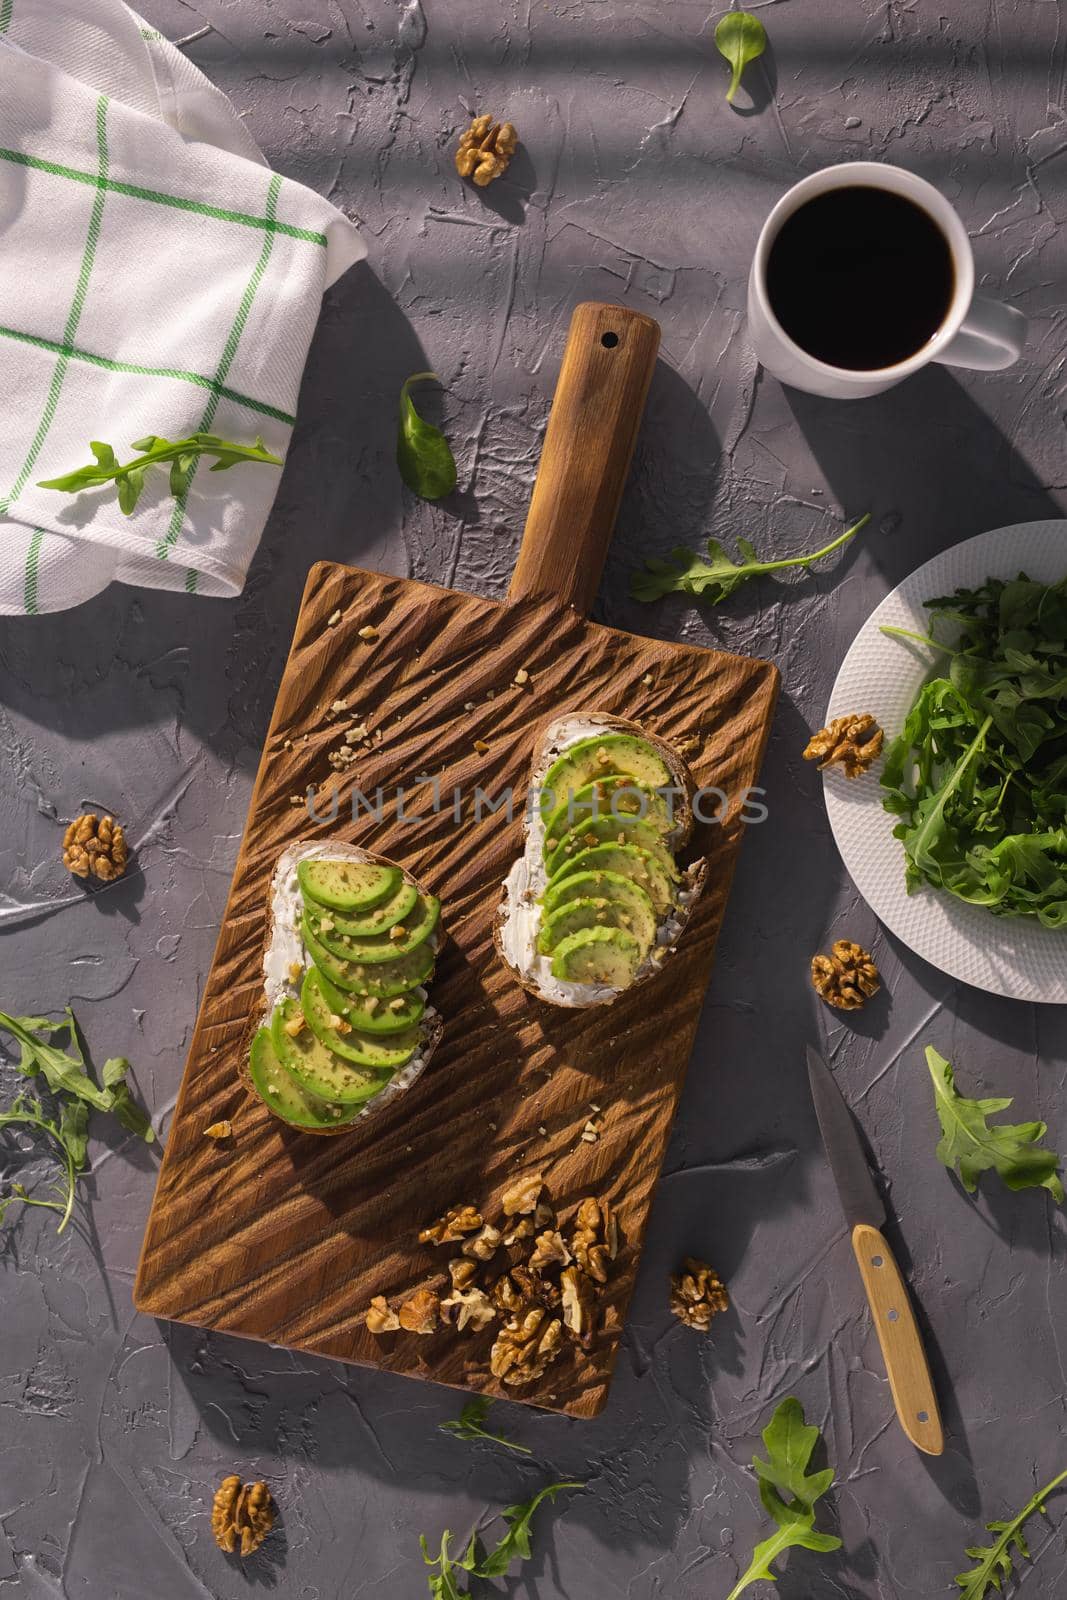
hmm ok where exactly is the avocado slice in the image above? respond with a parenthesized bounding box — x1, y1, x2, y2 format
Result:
(248, 1027, 359, 1130)
(300, 971, 422, 1070)
(541, 867, 658, 925)
(271, 998, 394, 1103)
(537, 887, 657, 956)
(550, 925, 642, 986)
(544, 815, 680, 881)
(539, 734, 673, 822)
(542, 778, 675, 853)
(303, 893, 440, 964)
(548, 843, 675, 914)
(308, 965, 426, 1035)
(303, 878, 418, 937)
(297, 857, 400, 912)
(303, 920, 434, 996)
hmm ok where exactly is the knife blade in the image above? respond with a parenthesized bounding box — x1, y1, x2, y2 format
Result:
(805, 1044, 944, 1456)
(805, 1045, 885, 1229)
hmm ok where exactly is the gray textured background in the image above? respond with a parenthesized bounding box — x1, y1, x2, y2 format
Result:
(3, 1, 1067, 1596)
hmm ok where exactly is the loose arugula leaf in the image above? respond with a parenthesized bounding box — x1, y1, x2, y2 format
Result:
(475, 1481, 582, 1578)
(420, 1530, 478, 1600)
(0, 1010, 154, 1236)
(631, 514, 869, 606)
(439, 1396, 532, 1455)
(397, 372, 458, 500)
(725, 1398, 841, 1600)
(925, 1047, 1064, 1203)
(0, 1095, 83, 1233)
(38, 432, 283, 517)
(714, 9, 768, 103)
(956, 1467, 1067, 1599)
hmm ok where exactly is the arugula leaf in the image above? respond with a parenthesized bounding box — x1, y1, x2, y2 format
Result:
(631, 514, 869, 606)
(398, 372, 457, 500)
(0, 1095, 83, 1233)
(38, 432, 283, 517)
(882, 574, 1067, 927)
(956, 1467, 1067, 1599)
(0, 1010, 154, 1236)
(475, 1482, 582, 1578)
(420, 1530, 478, 1600)
(925, 1047, 1064, 1203)
(439, 1396, 532, 1455)
(715, 9, 768, 103)
(725, 1398, 841, 1600)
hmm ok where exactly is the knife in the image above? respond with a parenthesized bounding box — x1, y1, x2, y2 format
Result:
(806, 1045, 944, 1456)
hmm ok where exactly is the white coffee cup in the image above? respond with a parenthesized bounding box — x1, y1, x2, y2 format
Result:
(747, 162, 1027, 399)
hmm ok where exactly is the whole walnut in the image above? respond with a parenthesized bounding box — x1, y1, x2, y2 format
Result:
(211, 1475, 275, 1556)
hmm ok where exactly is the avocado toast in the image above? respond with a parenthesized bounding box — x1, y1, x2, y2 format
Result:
(246, 842, 443, 1133)
(495, 715, 708, 1006)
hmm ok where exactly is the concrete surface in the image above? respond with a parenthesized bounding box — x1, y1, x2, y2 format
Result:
(3, 1, 1067, 1596)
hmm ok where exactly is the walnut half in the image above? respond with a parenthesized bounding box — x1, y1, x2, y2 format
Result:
(811, 939, 880, 1011)
(670, 1258, 729, 1332)
(455, 114, 518, 187)
(211, 1476, 275, 1556)
(489, 1307, 564, 1386)
(804, 713, 884, 779)
(63, 813, 128, 882)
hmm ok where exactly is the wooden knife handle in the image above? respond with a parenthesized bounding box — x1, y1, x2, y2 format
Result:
(852, 1223, 943, 1456)
(508, 301, 661, 616)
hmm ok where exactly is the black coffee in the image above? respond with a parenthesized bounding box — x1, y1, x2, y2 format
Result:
(765, 185, 955, 371)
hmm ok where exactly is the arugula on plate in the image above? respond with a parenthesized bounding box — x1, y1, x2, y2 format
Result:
(398, 372, 458, 500)
(955, 1466, 1067, 1599)
(714, 10, 768, 103)
(925, 1047, 1064, 1203)
(439, 1396, 531, 1455)
(420, 1480, 581, 1598)
(725, 1397, 841, 1600)
(630, 514, 869, 606)
(38, 433, 283, 516)
(0, 1009, 154, 1233)
(881, 574, 1067, 926)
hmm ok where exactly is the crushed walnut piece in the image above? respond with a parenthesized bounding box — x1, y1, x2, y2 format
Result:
(365, 1295, 401, 1334)
(397, 1286, 440, 1334)
(419, 1204, 482, 1245)
(63, 813, 128, 882)
(204, 1120, 233, 1141)
(490, 1306, 564, 1385)
(441, 1286, 497, 1331)
(502, 1172, 543, 1216)
(357, 624, 379, 642)
(804, 713, 884, 779)
(811, 939, 880, 1010)
(529, 1229, 571, 1272)
(670, 1258, 729, 1332)
(211, 1476, 275, 1557)
(461, 1223, 502, 1261)
(455, 114, 519, 187)
(560, 1264, 596, 1347)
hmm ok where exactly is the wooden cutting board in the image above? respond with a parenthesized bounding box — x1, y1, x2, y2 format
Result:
(134, 303, 779, 1418)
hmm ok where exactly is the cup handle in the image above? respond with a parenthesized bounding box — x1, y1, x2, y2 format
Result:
(933, 294, 1027, 372)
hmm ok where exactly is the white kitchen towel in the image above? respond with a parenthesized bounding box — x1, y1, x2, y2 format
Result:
(0, 0, 366, 614)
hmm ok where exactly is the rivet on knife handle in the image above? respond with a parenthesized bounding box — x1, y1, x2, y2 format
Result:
(851, 1222, 944, 1456)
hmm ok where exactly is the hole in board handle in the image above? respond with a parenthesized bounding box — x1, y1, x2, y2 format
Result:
(887, 1308, 899, 1322)
(917, 1410, 930, 1424)
(601, 331, 619, 348)
(871, 1254, 884, 1267)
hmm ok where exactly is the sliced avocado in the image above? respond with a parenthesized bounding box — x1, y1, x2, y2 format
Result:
(297, 857, 400, 912)
(542, 778, 675, 853)
(305, 878, 418, 937)
(304, 920, 435, 997)
(271, 998, 393, 1103)
(248, 1027, 358, 1130)
(544, 815, 680, 881)
(304, 893, 440, 964)
(539, 734, 673, 822)
(537, 887, 657, 956)
(310, 965, 426, 1035)
(550, 925, 642, 986)
(301, 969, 421, 1069)
(548, 843, 675, 914)
(541, 867, 659, 927)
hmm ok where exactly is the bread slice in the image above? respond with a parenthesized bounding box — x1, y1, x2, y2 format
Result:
(244, 841, 443, 1133)
(494, 714, 708, 1008)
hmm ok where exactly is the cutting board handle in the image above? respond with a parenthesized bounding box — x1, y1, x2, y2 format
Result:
(508, 301, 661, 616)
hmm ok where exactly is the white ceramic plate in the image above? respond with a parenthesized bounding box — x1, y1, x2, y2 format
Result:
(823, 520, 1067, 1003)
